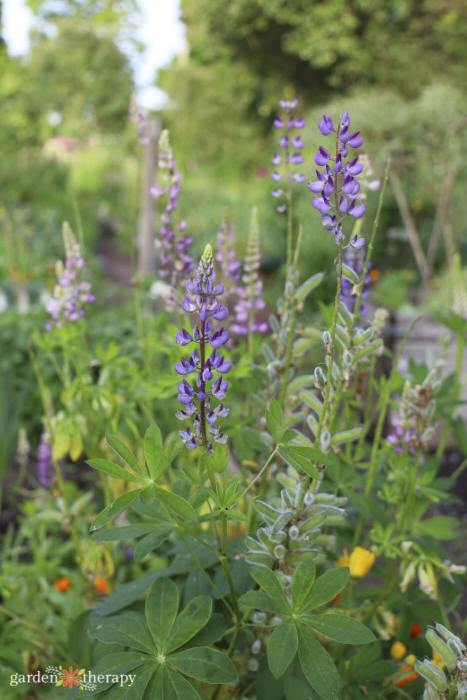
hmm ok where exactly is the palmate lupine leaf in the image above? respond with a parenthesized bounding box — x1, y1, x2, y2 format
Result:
(267, 620, 298, 679)
(80, 579, 236, 700)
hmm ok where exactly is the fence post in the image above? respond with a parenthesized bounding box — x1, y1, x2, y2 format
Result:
(137, 117, 160, 276)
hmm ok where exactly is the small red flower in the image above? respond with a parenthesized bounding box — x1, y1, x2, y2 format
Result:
(58, 667, 83, 688)
(330, 592, 342, 604)
(410, 622, 423, 637)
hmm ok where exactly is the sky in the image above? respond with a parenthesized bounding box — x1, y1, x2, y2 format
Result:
(2, 0, 186, 108)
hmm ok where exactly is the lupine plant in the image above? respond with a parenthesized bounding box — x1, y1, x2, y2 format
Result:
(4, 103, 466, 700)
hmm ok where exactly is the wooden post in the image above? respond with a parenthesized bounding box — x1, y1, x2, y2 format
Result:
(137, 117, 160, 276)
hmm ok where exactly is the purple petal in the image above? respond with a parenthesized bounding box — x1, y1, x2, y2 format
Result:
(312, 197, 331, 215)
(349, 203, 366, 218)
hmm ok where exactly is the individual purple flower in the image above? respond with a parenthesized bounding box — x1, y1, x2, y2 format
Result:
(37, 429, 52, 486)
(151, 130, 194, 295)
(271, 98, 306, 212)
(216, 216, 241, 293)
(175, 244, 230, 451)
(308, 112, 367, 243)
(232, 207, 267, 340)
(44, 223, 95, 330)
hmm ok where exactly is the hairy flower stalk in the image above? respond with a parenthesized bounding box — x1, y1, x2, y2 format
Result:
(44, 223, 95, 330)
(232, 207, 267, 348)
(175, 244, 231, 451)
(150, 130, 194, 293)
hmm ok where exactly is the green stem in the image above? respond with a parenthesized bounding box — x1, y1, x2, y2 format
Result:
(353, 316, 420, 547)
(236, 445, 279, 503)
(295, 240, 344, 515)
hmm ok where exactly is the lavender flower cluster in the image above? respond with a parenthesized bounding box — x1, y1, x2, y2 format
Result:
(175, 245, 231, 451)
(216, 217, 241, 290)
(271, 99, 306, 212)
(150, 130, 194, 286)
(309, 111, 366, 244)
(232, 207, 267, 336)
(38, 430, 52, 486)
(45, 224, 95, 330)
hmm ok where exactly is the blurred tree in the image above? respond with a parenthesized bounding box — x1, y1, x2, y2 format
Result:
(160, 0, 467, 170)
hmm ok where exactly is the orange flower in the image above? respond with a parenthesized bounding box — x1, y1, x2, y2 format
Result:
(337, 547, 375, 577)
(94, 577, 110, 595)
(330, 592, 342, 604)
(391, 663, 419, 688)
(369, 268, 381, 281)
(410, 622, 423, 637)
(54, 577, 71, 593)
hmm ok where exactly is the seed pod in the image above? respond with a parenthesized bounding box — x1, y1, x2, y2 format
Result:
(274, 544, 286, 559)
(281, 489, 293, 510)
(289, 525, 300, 540)
(426, 628, 458, 671)
(314, 366, 327, 387)
(413, 660, 448, 693)
(325, 515, 346, 525)
(251, 639, 262, 655)
(435, 623, 466, 650)
(314, 493, 336, 504)
(269, 529, 287, 544)
(255, 500, 281, 521)
(271, 510, 294, 533)
(299, 512, 327, 533)
(320, 430, 331, 450)
(245, 534, 269, 552)
(423, 685, 440, 700)
(245, 551, 274, 567)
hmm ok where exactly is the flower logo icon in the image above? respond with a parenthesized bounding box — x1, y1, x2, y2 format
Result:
(56, 666, 85, 689)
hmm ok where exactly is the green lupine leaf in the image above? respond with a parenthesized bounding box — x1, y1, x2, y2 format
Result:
(155, 485, 197, 521)
(250, 567, 290, 611)
(66, 652, 148, 697)
(284, 676, 315, 700)
(305, 614, 376, 644)
(292, 560, 316, 613)
(91, 490, 141, 531)
(146, 579, 179, 651)
(88, 615, 155, 653)
(296, 272, 324, 302)
(238, 591, 289, 615)
(98, 663, 155, 699)
(267, 620, 298, 679)
(298, 625, 340, 700)
(151, 666, 205, 700)
(300, 567, 350, 611)
(107, 435, 146, 478)
(177, 613, 227, 650)
(134, 528, 173, 562)
(169, 646, 237, 683)
(143, 423, 163, 480)
(278, 446, 324, 480)
(86, 459, 145, 484)
(91, 524, 159, 542)
(266, 399, 283, 443)
(165, 596, 212, 653)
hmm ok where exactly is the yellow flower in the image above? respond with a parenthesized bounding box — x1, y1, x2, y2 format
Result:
(348, 547, 375, 577)
(390, 641, 407, 660)
(431, 651, 446, 669)
(405, 654, 417, 665)
(337, 549, 350, 567)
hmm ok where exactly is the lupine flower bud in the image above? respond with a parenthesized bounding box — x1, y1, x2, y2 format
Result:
(233, 207, 267, 337)
(309, 112, 366, 243)
(151, 130, 194, 294)
(175, 245, 230, 451)
(44, 223, 95, 330)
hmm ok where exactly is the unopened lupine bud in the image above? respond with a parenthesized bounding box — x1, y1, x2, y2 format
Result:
(322, 330, 332, 353)
(251, 640, 262, 655)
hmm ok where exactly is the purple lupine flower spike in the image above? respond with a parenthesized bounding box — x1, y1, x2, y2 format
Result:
(271, 98, 306, 212)
(175, 244, 230, 451)
(308, 112, 367, 244)
(44, 223, 95, 330)
(37, 429, 52, 486)
(151, 130, 194, 297)
(233, 207, 267, 337)
(216, 216, 241, 293)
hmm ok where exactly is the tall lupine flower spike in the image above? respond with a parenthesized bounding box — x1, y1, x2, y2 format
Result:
(309, 111, 366, 243)
(150, 130, 194, 290)
(44, 223, 95, 330)
(216, 215, 241, 293)
(232, 207, 268, 337)
(175, 244, 231, 451)
(271, 98, 306, 213)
